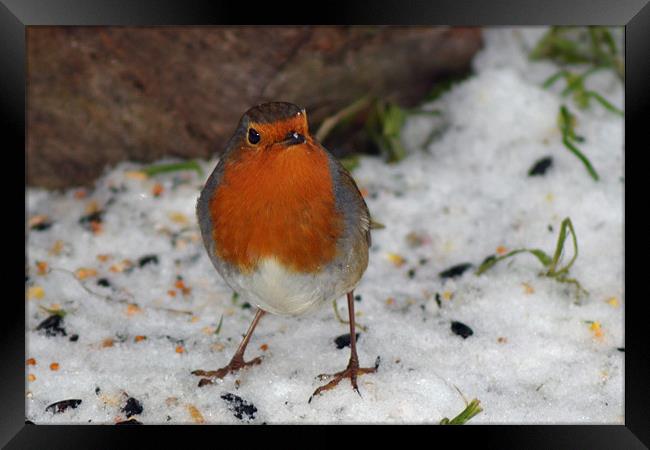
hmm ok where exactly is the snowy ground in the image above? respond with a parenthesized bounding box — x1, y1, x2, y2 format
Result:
(25, 28, 624, 424)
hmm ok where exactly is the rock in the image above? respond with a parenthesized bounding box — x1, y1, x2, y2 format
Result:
(27, 27, 483, 188)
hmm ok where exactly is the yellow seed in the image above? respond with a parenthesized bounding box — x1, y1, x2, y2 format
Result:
(134, 335, 146, 342)
(28, 215, 49, 228)
(49, 240, 65, 255)
(188, 405, 205, 424)
(50, 362, 60, 371)
(28, 374, 36, 382)
(211, 342, 225, 352)
(202, 326, 215, 335)
(27, 286, 45, 300)
(110, 260, 133, 273)
(125, 171, 148, 180)
(190, 316, 200, 323)
(386, 253, 406, 267)
(590, 321, 604, 338)
(152, 183, 164, 197)
(169, 212, 189, 224)
(442, 291, 453, 301)
(75, 268, 98, 280)
(522, 282, 535, 295)
(36, 261, 49, 275)
(606, 297, 619, 308)
(126, 304, 142, 316)
(545, 193, 555, 202)
(496, 246, 508, 255)
(85, 200, 100, 214)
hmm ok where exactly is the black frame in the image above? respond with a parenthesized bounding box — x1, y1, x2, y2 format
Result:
(5, 0, 648, 447)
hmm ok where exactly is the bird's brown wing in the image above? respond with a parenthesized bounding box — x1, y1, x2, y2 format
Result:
(326, 150, 372, 248)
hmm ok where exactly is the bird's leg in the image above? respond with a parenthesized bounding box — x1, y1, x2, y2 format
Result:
(309, 291, 379, 402)
(192, 308, 265, 387)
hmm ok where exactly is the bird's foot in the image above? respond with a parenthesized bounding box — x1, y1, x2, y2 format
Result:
(309, 356, 380, 402)
(191, 355, 263, 387)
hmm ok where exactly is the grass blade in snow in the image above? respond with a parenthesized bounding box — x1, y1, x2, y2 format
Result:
(475, 218, 588, 298)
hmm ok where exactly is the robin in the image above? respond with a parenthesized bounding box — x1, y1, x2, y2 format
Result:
(193, 102, 377, 400)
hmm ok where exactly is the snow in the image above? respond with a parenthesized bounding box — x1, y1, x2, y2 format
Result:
(26, 27, 624, 424)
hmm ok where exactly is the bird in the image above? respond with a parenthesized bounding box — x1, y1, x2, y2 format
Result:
(193, 101, 377, 400)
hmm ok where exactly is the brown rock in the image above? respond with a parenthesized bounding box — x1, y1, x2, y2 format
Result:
(27, 26, 482, 188)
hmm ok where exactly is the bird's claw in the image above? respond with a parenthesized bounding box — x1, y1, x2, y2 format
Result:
(308, 357, 379, 402)
(191, 356, 263, 387)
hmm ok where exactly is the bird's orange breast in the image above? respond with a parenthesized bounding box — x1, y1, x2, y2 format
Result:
(209, 143, 344, 274)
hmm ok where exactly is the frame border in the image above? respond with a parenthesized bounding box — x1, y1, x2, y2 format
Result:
(5, 0, 647, 447)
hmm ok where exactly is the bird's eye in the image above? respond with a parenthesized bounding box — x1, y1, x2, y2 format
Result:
(248, 128, 261, 145)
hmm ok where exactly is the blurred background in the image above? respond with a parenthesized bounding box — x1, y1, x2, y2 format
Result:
(27, 26, 483, 189)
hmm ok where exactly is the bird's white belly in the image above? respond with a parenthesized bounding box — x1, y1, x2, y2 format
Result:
(223, 257, 350, 316)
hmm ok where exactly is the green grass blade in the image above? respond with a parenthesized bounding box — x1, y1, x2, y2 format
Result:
(214, 314, 224, 335)
(558, 105, 600, 181)
(475, 248, 552, 275)
(543, 70, 569, 89)
(549, 218, 579, 276)
(143, 160, 204, 177)
(562, 136, 600, 181)
(440, 399, 483, 425)
(587, 91, 624, 116)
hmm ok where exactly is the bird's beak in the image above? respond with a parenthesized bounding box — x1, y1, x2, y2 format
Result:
(281, 131, 306, 146)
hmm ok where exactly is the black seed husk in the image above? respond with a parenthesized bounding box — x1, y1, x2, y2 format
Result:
(45, 399, 82, 414)
(121, 397, 144, 418)
(97, 278, 111, 287)
(31, 221, 53, 231)
(451, 321, 473, 339)
(221, 393, 257, 421)
(439, 263, 473, 279)
(36, 314, 67, 337)
(334, 333, 360, 349)
(528, 156, 553, 176)
(116, 418, 143, 425)
(79, 211, 104, 228)
(69, 334, 79, 342)
(138, 255, 159, 267)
